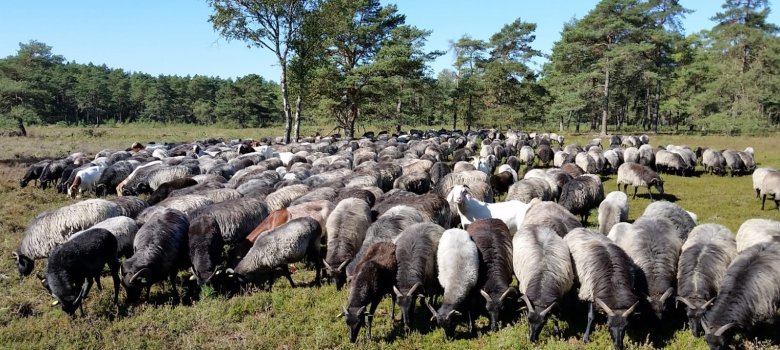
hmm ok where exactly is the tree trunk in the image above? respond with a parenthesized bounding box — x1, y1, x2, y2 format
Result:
(601, 64, 609, 136)
(396, 96, 402, 127)
(15, 118, 27, 137)
(452, 107, 458, 130)
(467, 94, 473, 131)
(280, 63, 292, 144)
(346, 103, 358, 139)
(293, 94, 302, 142)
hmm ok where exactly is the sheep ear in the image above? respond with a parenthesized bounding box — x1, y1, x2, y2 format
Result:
(595, 298, 615, 317)
(714, 323, 736, 336)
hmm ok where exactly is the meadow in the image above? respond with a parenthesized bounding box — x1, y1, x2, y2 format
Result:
(0, 124, 779, 350)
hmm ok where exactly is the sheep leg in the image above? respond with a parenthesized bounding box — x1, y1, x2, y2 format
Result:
(468, 310, 475, 333)
(110, 266, 120, 305)
(553, 316, 561, 337)
(390, 295, 396, 321)
(283, 267, 296, 288)
(367, 301, 380, 339)
(583, 302, 595, 343)
(762, 194, 767, 210)
(94, 276, 103, 291)
(632, 186, 638, 200)
(647, 187, 653, 201)
(169, 273, 179, 301)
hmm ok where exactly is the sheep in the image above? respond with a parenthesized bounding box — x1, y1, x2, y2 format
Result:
(608, 217, 682, 320)
(393, 171, 431, 195)
(71, 216, 138, 259)
(575, 152, 598, 174)
(655, 149, 690, 176)
(187, 215, 225, 287)
(564, 228, 640, 350)
(121, 209, 190, 303)
(560, 163, 584, 178)
(598, 191, 628, 235)
(323, 198, 372, 290)
(537, 144, 553, 167)
(623, 147, 640, 164)
(264, 184, 310, 212)
(434, 170, 490, 199)
(135, 195, 214, 226)
(489, 171, 516, 198)
(372, 192, 452, 228)
(45, 228, 120, 316)
(393, 222, 444, 329)
(188, 197, 269, 247)
(68, 166, 105, 198)
(519, 146, 535, 165)
(721, 149, 745, 177)
(558, 174, 605, 224)
(603, 149, 622, 174)
(642, 201, 696, 240)
(701, 242, 780, 350)
(95, 160, 138, 196)
(676, 224, 736, 337)
(616, 163, 664, 200)
(147, 177, 199, 205)
(55, 163, 81, 194)
(429, 162, 451, 185)
(735, 218, 780, 252)
(638, 144, 655, 169)
(752, 168, 777, 199)
(446, 185, 530, 233)
(340, 241, 397, 343)
(229, 217, 322, 289)
(759, 171, 780, 210)
(467, 219, 515, 332)
(20, 160, 50, 188)
(289, 186, 337, 206)
(702, 149, 726, 176)
(737, 151, 756, 174)
(111, 196, 149, 219)
(505, 177, 552, 203)
(426, 228, 480, 339)
(198, 188, 243, 204)
(38, 158, 72, 190)
(116, 160, 162, 196)
(14, 199, 120, 277)
(513, 224, 574, 342)
(522, 200, 582, 237)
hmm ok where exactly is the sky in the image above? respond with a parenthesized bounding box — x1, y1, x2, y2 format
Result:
(1, 1, 779, 81)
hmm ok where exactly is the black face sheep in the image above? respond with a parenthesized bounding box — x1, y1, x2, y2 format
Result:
(38, 158, 72, 190)
(559, 174, 605, 225)
(70, 216, 139, 259)
(608, 217, 682, 320)
(20, 160, 50, 188)
(324, 198, 372, 290)
(466, 219, 515, 332)
(616, 163, 664, 200)
(55, 163, 80, 194)
(229, 217, 322, 289)
(735, 218, 780, 252)
(676, 224, 736, 337)
(340, 241, 397, 343)
(146, 177, 198, 205)
(14, 199, 120, 277)
(188, 215, 226, 287)
(393, 222, 444, 330)
(759, 171, 780, 210)
(95, 160, 138, 196)
(513, 224, 574, 342)
(598, 191, 629, 235)
(426, 228, 479, 339)
(522, 200, 582, 237)
(121, 209, 190, 303)
(702, 242, 780, 350)
(564, 229, 640, 350)
(641, 201, 696, 240)
(45, 228, 120, 316)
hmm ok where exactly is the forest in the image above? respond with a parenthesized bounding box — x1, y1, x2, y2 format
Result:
(1, 0, 779, 139)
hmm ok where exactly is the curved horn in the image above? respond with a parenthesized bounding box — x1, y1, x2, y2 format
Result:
(424, 299, 437, 316)
(621, 301, 640, 318)
(521, 294, 535, 313)
(480, 289, 492, 302)
(322, 260, 332, 270)
(128, 268, 148, 285)
(407, 282, 422, 297)
(595, 298, 615, 317)
(701, 319, 711, 334)
(499, 287, 517, 302)
(357, 305, 367, 316)
(701, 297, 716, 309)
(714, 323, 736, 337)
(675, 296, 696, 309)
(659, 287, 674, 303)
(73, 281, 89, 306)
(393, 285, 403, 298)
(337, 259, 350, 272)
(539, 302, 557, 318)
(336, 306, 347, 319)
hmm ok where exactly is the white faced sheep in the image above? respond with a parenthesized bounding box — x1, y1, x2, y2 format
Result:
(598, 191, 628, 235)
(564, 228, 640, 350)
(446, 185, 530, 233)
(616, 163, 664, 200)
(513, 224, 574, 342)
(759, 171, 780, 210)
(676, 224, 736, 337)
(641, 201, 696, 240)
(559, 174, 605, 225)
(14, 199, 120, 277)
(702, 242, 780, 350)
(426, 228, 479, 339)
(324, 198, 372, 290)
(735, 218, 780, 252)
(393, 222, 444, 330)
(467, 219, 515, 332)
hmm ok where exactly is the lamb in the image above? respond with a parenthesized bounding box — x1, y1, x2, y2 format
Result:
(735, 218, 780, 252)
(229, 217, 322, 289)
(616, 163, 664, 200)
(426, 228, 480, 339)
(759, 171, 780, 210)
(446, 185, 530, 233)
(68, 166, 106, 199)
(505, 178, 552, 203)
(393, 222, 444, 329)
(522, 200, 582, 237)
(598, 191, 628, 235)
(14, 199, 120, 277)
(564, 228, 640, 350)
(513, 224, 574, 342)
(121, 209, 190, 303)
(676, 224, 736, 337)
(187, 215, 225, 287)
(642, 201, 696, 240)
(558, 174, 605, 224)
(324, 198, 372, 290)
(608, 217, 682, 320)
(146, 177, 199, 205)
(701, 242, 780, 350)
(467, 219, 515, 332)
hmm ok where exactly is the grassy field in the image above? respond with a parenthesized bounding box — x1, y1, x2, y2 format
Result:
(1, 125, 779, 350)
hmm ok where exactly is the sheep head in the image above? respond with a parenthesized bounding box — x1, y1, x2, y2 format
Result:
(394, 283, 423, 329)
(13, 252, 34, 277)
(337, 305, 367, 343)
(481, 287, 516, 331)
(596, 298, 638, 350)
(702, 319, 737, 350)
(650, 178, 664, 195)
(677, 296, 716, 337)
(522, 294, 556, 343)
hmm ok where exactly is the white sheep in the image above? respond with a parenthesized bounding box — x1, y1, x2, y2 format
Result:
(68, 166, 105, 199)
(446, 185, 530, 233)
(735, 218, 780, 252)
(598, 191, 628, 235)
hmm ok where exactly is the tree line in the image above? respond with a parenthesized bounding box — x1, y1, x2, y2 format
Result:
(1, 0, 779, 138)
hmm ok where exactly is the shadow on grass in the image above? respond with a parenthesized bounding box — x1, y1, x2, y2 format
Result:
(0, 155, 50, 167)
(633, 193, 679, 202)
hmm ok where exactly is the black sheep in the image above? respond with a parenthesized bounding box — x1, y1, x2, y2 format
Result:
(188, 215, 226, 287)
(147, 177, 198, 205)
(20, 160, 50, 188)
(38, 158, 71, 190)
(467, 219, 516, 331)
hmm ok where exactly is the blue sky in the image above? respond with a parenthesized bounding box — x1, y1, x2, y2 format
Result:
(2, 1, 778, 81)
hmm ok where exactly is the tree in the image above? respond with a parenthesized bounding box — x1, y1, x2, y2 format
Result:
(209, 0, 311, 143)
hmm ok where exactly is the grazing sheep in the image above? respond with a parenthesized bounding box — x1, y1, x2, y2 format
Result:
(20, 160, 51, 188)
(322, 198, 372, 290)
(564, 228, 639, 350)
(522, 200, 582, 237)
(372, 192, 452, 228)
(68, 166, 106, 198)
(135, 195, 214, 226)
(603, 149, 622, 174)
(447, 185, 530, 233)
(467, 219, 515, 332)
(737, 151, 756, 174)
(638, 144, 655, 169)
(147, 177, 198, 205)
(537, 144, 553, 167)
(95, 160, 138, 196)
(598, 191, 628, 235)
(434, 170, 490, 199)
(14, 199, 120, 277)
(721, 149, 745, 177)
(575, 152, 598, 174)
(427, 228, 480, 339)
(752, 168, 778, 199)
(38, 159, 72, 190)
(608, 217, 682, 320)
(559, 174, 605, 224)
(188, 215, 225, 286)
(111, 196, 148, 219)
(676, 224, 736, 336)
(116, 161, 163, 196)
(126, 164, 198, 196)
(505, 178, 552, 203)
(735, 218, 780, 252)
(642, 201, 696, 240)
(655, 150, 690, 176)
(45, 228, 120, 316)
(513, 224, 574, 342)
(71, 216, 138, 259)
(701, 242, 780, 350)
(289, 187, 337, 206)
(702, 149, 726, 176)
(616, 163, 664, 200)
(393, 171, 432, 195)
(489, 171, 516, 198)
(393, 222, 444, 329)
(188, 197, 270, 247)
(623, 147, 640, 164)
(121, 209, 190, 303)
(429, 162, 451, 185)
(519, 146, 535, 165)
(560, 163, 584, 178)
(759, 171, 780, 210)
(264, 184, 310, 212)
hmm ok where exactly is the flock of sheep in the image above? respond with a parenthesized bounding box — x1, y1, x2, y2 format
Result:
(12, 129, 780, 350)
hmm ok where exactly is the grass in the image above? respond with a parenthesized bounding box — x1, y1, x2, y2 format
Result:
(1, 125, 779, 349)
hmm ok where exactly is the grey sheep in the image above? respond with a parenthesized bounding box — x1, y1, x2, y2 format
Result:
(264, 184, 310, 212)
(111, 196, 149, 219)
(135, 194, 214, 226)
(513, 224, 574, 342)
(721, 149, 744, 177)
(506, 177, 552, 203)
(575, 152, 598, 174)
(641, 201, 696, 240)
(655, 149, 691, 176)
(187, 215, 226, 287)
(522, 200, 582, 237)
(188, 197, 270, 245)
(735, 218, 780, 252)
(676, 224, 736, 337)
(623, 147, 640, 164)
(759, 171, 780, 210)
(393, 171, 432, 195)
(616, 163, 664, 200)
(324, 198, 372, 290)
(598, 191, 628, 235)
(467, 219, 515, 332)
(752, 167, 777, 199)
(373, 192, 453, 228)
(125, 164, 200, 196)
(559, 174, 605, 224)
(393, 222, 444, 329)
(289, 186, 337, 206)
(702, 148, 726, 176)
(638, 144, 655, 169)
(14, 199, 120, 277)
(430, 162, 451, 185)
